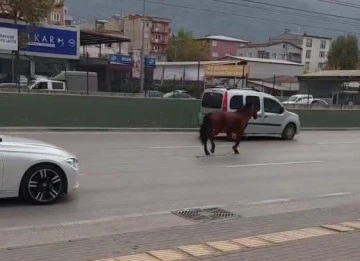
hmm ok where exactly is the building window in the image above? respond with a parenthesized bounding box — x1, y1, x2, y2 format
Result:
(280, 54, 286, 60)
(50, 12, 61, 21)
(320, 40, 326, 49)
(272, 53, 277, 59)
(212, 40, 217, 47)
(318, 63, 324, 69)
(247, 52, 253, 57)
(154, 45, 160, 50)
(212, 52, 219, 58)
(306, 50, 311, 59)
(319, 51, 325, 58)
(106, 43, 112, 48)
(306, 38, 312, 48)
(157, 55, 162, 61)
(305, 62, 310, 70)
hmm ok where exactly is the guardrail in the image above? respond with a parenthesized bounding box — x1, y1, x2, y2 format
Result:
(0, 92, 359, 129)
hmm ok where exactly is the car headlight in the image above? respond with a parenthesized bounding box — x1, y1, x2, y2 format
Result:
(65, 158, 79, 169)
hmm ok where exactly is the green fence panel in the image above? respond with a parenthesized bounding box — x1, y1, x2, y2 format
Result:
(0, 93, 359, 128)
(0, 93, 201, 128)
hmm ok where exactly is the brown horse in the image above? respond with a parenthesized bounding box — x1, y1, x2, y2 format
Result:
(199, 102, 258, 155)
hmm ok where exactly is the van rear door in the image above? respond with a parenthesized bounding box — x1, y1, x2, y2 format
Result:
(198, 89, 225, 125)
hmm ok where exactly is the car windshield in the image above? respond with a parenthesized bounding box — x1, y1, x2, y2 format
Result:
(288, 96, 300, 102)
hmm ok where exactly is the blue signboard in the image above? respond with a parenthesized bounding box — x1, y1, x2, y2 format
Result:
(0, 22, 79, 59)
(145, 57, 156, 68)
(109, 54, 133, 65)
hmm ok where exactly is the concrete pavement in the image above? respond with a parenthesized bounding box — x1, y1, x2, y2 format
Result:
(1, 131, 360, 250)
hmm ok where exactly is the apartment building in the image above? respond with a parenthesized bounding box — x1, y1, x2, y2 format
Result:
(237, 42, 302, 63)
(115, 14, 171, 61)
(46, 0, 73, 26)
(196, 35, 249, 60)
(269, 29, 332, 72)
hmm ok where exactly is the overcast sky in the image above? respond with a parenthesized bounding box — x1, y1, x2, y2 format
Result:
(67, 0, 360, 41)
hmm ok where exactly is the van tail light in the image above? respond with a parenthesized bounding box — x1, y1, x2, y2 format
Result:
(222, 91, 228, 111)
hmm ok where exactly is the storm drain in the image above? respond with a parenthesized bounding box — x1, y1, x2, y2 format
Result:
(172, 207, 238, 222)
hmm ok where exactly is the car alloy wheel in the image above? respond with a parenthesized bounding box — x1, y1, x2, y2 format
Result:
(21, 165, 65, 204)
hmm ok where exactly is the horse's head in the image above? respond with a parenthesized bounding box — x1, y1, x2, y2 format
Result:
(245, 102, 258, 120)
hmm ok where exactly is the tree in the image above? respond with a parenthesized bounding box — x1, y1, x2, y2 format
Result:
(167, 28, 209, 61)
(0, 0, 55, 26)
(327, 34, 359, 70)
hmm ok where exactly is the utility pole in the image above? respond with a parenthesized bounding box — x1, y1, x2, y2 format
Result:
(139, 0, 146, 93)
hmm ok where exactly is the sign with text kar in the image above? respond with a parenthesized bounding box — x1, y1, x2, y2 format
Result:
(0, 22, 79, 59)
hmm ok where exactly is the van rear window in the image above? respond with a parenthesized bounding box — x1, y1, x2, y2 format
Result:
(202, 92, 223, 109)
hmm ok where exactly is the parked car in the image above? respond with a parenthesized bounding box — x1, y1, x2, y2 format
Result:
(163, 90, 196, 99)
(198, 88, 300, 140)
(282, 94, 313, 105)
(310, 99, 328, 106)
(147, 90, 164, 98)
(27, 79, 66, 91)
(0, 135, 79, 204)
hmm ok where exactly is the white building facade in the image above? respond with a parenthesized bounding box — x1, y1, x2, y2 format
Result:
(301, 35, 331, 72)
(269, 30, 332, 72)
(237, 42, 302, 63)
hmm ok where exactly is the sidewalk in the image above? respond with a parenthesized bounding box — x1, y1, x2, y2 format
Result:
(2, 204, 360, 261)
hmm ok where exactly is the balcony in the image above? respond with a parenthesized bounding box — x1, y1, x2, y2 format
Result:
(151, 27, 171, 34)
(54, 0, 65, 7)
(151, 38, 168, 45)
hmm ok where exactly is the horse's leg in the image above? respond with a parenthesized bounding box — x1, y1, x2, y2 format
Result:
(203, 137, 210, 156)
(210, 133, 216, 154)
(233, 130, 243, 154)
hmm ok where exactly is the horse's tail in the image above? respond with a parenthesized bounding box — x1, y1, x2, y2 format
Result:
(200, 113, 212, 144)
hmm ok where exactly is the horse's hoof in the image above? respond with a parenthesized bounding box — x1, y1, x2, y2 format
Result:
(233, 149, 239, 154)
(205, 152, 211, 156)
(211, 149, 215, 154)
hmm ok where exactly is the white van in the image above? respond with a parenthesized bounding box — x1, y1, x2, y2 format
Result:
(198, 88, 300, 140)
(27, 79, 66, 91)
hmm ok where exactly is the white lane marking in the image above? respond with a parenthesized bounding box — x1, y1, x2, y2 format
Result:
(317, 141, 360, 145)
(225, 161, 324, 168)
(245, 198, 291, 206)
(314, 192, 353, 198)
(0, 204, 225, 232)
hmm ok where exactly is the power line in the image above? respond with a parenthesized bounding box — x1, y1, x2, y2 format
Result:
(209, 0, 360, 27)
(212, 0, 360, 22)
(317, 0, 360, 9)
(147, 0, 359, 35)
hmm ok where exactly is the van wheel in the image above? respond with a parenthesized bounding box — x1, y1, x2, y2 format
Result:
(282, 123, 296, 140)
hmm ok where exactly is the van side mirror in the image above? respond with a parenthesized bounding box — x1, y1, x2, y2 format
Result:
(279, 106, 285, 114)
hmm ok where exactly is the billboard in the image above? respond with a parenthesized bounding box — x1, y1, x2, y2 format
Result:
(205, 64, 249, 77)
(0, 22, 79, 59)
(132, 50, 141, 79)
(0, 27, 18, 51)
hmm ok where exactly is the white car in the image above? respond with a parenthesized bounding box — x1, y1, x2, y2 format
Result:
(198, 88, 300, 140)
(282, 94, 313, 105)
(0, 135, 79, 204)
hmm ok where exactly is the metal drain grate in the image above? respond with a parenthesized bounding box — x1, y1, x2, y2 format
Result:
(172, 207, 238, 222)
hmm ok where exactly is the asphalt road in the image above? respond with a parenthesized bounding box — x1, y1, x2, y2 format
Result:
(1, 131, 360, 247)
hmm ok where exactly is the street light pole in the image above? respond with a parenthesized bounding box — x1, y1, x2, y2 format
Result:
(139, 0, 146, 94)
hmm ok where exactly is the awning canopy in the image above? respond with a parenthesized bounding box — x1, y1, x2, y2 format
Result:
(80, 29, 131, 46)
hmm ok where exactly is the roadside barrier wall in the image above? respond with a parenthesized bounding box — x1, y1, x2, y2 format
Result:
(0, 93, 359, 128)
